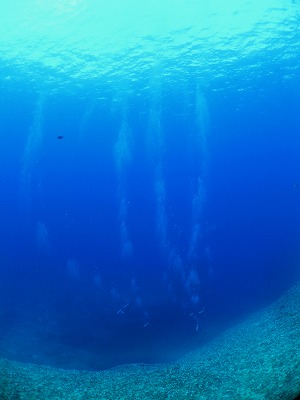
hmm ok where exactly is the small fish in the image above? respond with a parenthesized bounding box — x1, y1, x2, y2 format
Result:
(117, 303, 131, 315)
(294, 183, 298, 188)
(57, 135, 64, 140)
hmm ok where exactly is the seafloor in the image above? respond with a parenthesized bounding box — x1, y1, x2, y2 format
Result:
(0, 283, 300, 400)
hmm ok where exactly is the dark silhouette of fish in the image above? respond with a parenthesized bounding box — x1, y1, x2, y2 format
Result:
(57, 135, 64, 139)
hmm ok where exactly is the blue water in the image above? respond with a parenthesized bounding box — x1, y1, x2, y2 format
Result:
(0, 0, 300, 370)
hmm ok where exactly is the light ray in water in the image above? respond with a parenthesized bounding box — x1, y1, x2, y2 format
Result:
(36, 221, 50, 255)
(188, 89, 210, 261)
(20, 93, 45, 216)
(147, 74, 169, 251)
(114, 107, 133, 258)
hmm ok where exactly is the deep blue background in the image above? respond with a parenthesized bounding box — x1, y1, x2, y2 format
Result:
(0, 1, 300, 370)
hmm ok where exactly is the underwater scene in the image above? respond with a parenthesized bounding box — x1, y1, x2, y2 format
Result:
(0, 0, 300, 398)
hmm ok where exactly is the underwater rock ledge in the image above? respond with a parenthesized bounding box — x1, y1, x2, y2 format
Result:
(0, 283, 300, 400)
